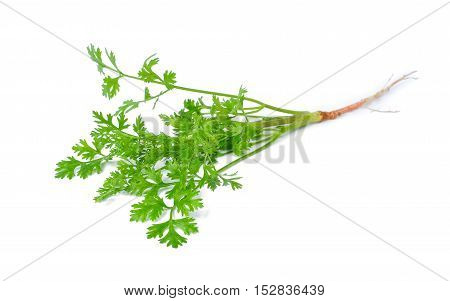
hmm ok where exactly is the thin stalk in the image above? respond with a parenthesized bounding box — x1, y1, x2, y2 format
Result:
(120, 72, 304, 115)
(217, 135, 280, 173)
(173, 84, 303, 115)
(217, 110, 323, 173)
(217, 125, 296, 173)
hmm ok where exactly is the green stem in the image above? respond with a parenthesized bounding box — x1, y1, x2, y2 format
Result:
(250, 136, 273, 146)
(217, 132, 282, 173)
(120, 73, 303, 115)
(217, 112, 322, 173)
(174, 84, 302, 115)
(137, 89, 170, 104)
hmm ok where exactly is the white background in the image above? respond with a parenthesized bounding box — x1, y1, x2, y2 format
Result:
(1, 0, 449, 299)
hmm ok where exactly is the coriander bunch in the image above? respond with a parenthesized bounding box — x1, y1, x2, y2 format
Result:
(56, 45, 413, 248)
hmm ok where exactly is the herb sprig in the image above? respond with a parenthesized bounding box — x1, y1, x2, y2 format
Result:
(56, 44, 413, 247)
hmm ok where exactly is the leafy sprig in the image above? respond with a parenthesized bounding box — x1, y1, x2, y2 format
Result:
(58, 44, 321, 247)
(57, 44, 410, 247)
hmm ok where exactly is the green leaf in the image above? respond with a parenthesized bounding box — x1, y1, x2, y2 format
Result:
(147, 221, 169, 239)
(146, 218, 198, 248)
(77, 159, 103, 179)
(72, 139, 100, 160)
(203, 165, 221, 191)
(55, 155, 108, 180)
(144, 87, 151, 100)
(229, 179, 243, 190)
(115, 100, 140, 115)
(87, 44, 104, 74)
(162, 70, 176, 89)
(105, 49, 119, 70)
(174, 190, 203, 216)
(130, 193, 167, 222)
(159, 223, 187, 248)
(133, 115, 147, 136)
(95, 171, 127, 202)
(92, 111, 112, 125)
(166, 161, 188, 181)
(55, 156, 80, 179)
(147, 218, 197, 248)
(138, 55, 160, 82)
(92, 137, 107, 152)
(221, 172, 243, 190)
(126, 173, 151, 196)
(144, 168, 163, 184)
(92, 111, 131, 136)
(173, 217, 199, 235)
(183, 99, 202, 113)
(116, 113, 129, 130)
(222, 178, 243, 190)
(102, 76, 120, 99)
(238, 85, 247, 99)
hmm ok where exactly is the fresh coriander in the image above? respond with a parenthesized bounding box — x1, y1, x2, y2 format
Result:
(56, 44, 414, 248)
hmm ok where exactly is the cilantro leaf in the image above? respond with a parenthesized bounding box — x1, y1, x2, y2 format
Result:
(162, 70, 177, 89)
(144, 87, 151, 100)
(130, 193, 167, 222)
(55, 156, 106, 179)
(174, 189, 203, 216)
(159, 223, 187, 248)
(87, 44, 104, 74)
(105, 49, 119, 71)
(102, 76, 121, 99)
(133, 115, 147, 136)
(146, 218, 198, 248)
(228, 179, 243, 190)
(94, 171, 127, 202)
(72, 139, 101, 160)
(203, 165, 221, 191)
(55, 156, 80, 179)
(138, 55, 160, 82)
(115, 100, 140, 116)
(173, 217, 199, 235)
(126, 173, 152, 196)
(77, 159, 104, 179)
(147, 221, 169, 239)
